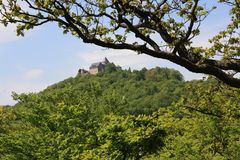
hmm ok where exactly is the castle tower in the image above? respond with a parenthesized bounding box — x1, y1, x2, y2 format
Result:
(103, 57, 109, 65)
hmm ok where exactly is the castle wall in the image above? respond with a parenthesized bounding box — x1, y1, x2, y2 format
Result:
(89, 68, 99, 75)
(79, 58, 110, 76)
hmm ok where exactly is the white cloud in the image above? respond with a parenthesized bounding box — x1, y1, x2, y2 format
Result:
(24, 69, 44, 80)
(0, 0, 35, 44)
(78, 49, 159, 69)
(0, 23, 36, 44)
(0, 82, 48, 105)
(0, 24, 20, 43)
(79, 49, 150, 68)
(0, 1, 19, 43)
(78, 49, 204, 80)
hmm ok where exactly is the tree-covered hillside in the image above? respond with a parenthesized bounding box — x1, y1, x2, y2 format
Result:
(42, 66, 185, 115)
(1, 67, 240, 159)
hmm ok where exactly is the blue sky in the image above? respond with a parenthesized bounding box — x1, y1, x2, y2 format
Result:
(0, 2, 230, 105)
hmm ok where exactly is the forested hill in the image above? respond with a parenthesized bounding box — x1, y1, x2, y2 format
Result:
(41, 66, 185, 115)
(1, 66, 240, 159)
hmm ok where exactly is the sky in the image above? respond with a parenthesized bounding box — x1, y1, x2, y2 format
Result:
(0, 2, 231, 105)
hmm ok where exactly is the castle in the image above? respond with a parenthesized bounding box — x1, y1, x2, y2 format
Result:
(78, 57, 110, 75)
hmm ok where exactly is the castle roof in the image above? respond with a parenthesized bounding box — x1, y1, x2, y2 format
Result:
(90, 62, 103, 69)
(89, 57, 109, 69)
(103, 57, 109, 64)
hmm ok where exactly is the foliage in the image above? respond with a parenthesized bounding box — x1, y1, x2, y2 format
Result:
(156, 79, 240, 159)
(43, 67, 185, 114)
(79, 114, 165, 159)
(1, 68, 240, 159)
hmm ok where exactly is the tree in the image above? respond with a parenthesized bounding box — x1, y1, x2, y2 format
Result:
(79, 114, 165, 159)
(158, 80, 240, 159)
(0, 0, 239, 87)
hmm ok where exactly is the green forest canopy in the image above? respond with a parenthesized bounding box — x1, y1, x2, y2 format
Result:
(0, 0, 240, 87)
(1, 67, 240, 159)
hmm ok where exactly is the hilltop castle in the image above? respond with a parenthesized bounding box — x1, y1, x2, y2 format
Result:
(78, 57, 111, 75)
